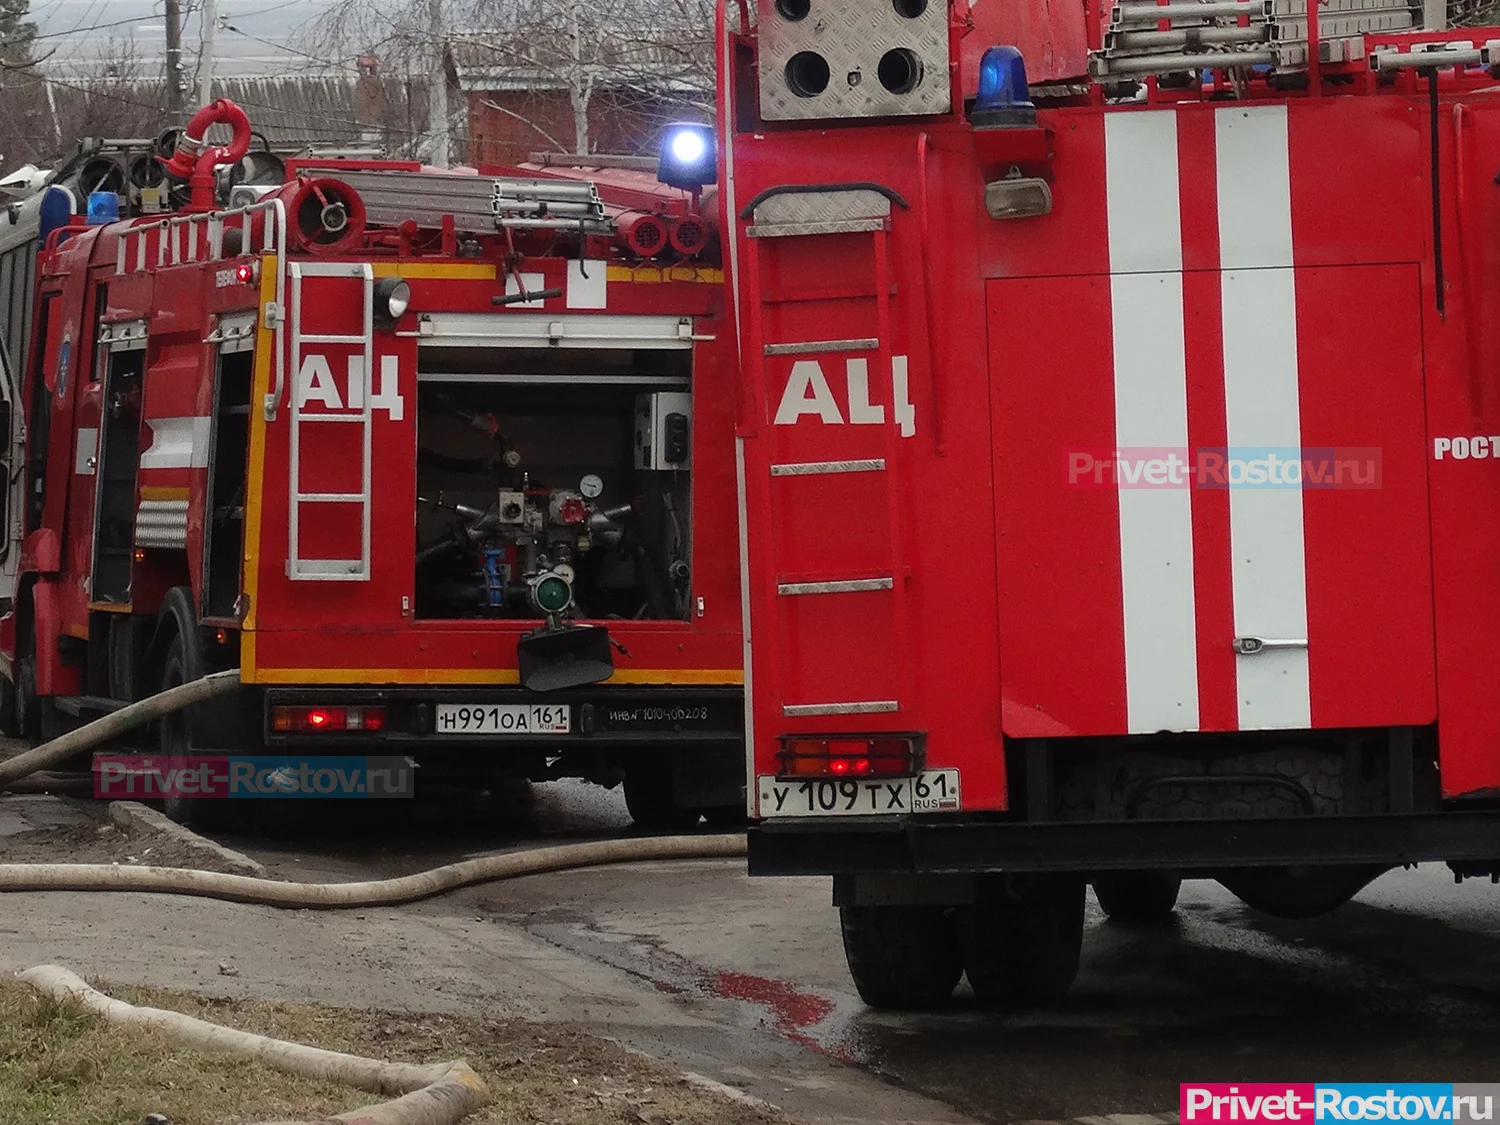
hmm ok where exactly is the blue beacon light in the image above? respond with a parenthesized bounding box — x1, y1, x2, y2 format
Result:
(971, 45, 1037, 129)
(86, 191, 120, 225)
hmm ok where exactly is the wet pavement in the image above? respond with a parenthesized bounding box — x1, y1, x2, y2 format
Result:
(211, 781, 1500, 1121)
(12, 781, 1500, 1123)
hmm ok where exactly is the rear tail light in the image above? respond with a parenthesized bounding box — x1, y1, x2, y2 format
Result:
(272, 705, 387, 733)
(776, 736, 917, 779)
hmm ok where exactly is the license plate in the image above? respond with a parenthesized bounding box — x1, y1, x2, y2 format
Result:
(435, 704, 571, 735)
(756, 769, 960, 817)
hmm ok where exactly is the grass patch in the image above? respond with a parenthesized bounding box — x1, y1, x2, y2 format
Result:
(0, 977, 781, 1125)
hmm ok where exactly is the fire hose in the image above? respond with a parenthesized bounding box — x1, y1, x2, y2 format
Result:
(0, 668, 243, 788)
(0, 671, 749, 1124)
(22, 965, 490, 1125)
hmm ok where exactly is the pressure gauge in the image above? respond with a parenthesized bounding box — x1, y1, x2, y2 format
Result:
(579, 473, 604, 499)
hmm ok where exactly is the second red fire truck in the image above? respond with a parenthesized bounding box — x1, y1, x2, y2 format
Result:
(0, 102, 743, 829)
(726, 0, 1500, 1005)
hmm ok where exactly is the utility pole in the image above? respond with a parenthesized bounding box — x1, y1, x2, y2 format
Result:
(198, 0, 218, 106)
(164, 0, 184, 111)
(425, 0, 451, 168)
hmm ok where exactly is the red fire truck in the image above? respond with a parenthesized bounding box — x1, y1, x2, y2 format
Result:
(726, 0, 1500, 1006)
(0, 101, 743, 829)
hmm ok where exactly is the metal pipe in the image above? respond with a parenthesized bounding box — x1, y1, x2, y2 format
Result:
(497, 181, 600, 200)
(494, 218, 614, 232)
(1111, 25, 1269, 47)
(1112, 1, 1270, 23)
(491, 198, 598, 217)
(1371, 46, 1488, 70)
(1097, 48, 1276, 73)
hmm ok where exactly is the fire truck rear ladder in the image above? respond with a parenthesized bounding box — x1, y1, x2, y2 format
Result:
(744, 186, 911, 719)
(286, 261, 374, 581)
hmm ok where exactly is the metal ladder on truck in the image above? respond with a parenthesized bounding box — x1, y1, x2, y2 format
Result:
(286, 261, 374, 581)
(740, 183, 916, 723)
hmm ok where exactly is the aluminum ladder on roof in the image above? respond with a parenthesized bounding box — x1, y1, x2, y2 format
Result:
(742, 184, 914, 720)
(286, 260, 374, 581)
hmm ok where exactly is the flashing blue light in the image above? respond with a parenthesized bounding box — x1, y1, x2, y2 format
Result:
(972, 45, 1037, 129)
(37, 186, 74, 244)
(86, 191, 120, 225)
(657, 122, 716, 191)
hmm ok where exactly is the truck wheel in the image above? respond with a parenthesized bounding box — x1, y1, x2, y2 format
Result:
(16, 656, 63, 746)
(159, 636, 243, 833)
(0, 670, 19, 739)
(961, 874, 1086, 1006)
(623, 764, 700, 832)
(1092, 871, 1182, 927)
(840, 905, 962, 1009)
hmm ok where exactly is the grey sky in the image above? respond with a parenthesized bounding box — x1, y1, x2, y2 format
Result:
(32, 0, 352, 75)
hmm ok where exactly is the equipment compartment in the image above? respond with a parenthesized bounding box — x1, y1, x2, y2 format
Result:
(413, 344, 692, 622)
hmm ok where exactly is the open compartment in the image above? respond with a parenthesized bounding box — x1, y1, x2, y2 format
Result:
(413, 322, 693, 622)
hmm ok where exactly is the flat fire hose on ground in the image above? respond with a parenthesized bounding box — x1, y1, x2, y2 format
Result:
(0, 666, 748, 906)
(22, 965, 492, 1125)
(0, 676, 749, 1123)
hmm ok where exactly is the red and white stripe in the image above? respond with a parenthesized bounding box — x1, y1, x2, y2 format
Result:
(1104, 106, 1309, 734)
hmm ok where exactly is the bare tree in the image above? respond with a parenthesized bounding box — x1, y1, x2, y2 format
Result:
(305, 0, 713, 163)
(457, 0, 713, 157)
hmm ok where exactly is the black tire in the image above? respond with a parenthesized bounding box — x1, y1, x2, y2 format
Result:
(0, 670, 20, 739)
(13, 657, 35, 743)
(839, 904, 963, 1010)
(159, 636, 244, 833)
(1093, 871, 1182, 927)
(15, 655, 63, 745)
(960, 874, 1086, 1006)
(623, 765, 700, 832)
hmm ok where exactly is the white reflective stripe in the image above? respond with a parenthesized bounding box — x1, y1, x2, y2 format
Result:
(1216, 105, 1293, 270)
(1111, 274, 1199, 733)
(1217, 105, 1309, 730)
(1104, 111, 1183, 274)
(1105, 111, 1199, 734)
(138, 416, 211, 470)
(566, 260, 607, 309)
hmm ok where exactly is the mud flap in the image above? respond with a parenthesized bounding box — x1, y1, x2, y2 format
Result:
(517, 624, 614, 693)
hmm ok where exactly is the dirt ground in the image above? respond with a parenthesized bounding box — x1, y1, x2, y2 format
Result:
(1, 973, 785, 1125)
(0, 815, 250, 873)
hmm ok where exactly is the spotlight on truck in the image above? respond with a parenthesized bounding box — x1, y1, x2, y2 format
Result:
(657, 123, 716, 191)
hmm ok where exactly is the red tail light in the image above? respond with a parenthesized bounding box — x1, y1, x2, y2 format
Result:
(777, 736, 917, 779)
(272, 705, 387, 733)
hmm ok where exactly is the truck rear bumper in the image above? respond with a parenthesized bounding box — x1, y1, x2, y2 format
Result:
(262, 684, 743, 750)
(749, 811, 1500, 875)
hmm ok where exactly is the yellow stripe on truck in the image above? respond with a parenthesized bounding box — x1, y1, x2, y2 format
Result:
(244, 667, 745, 686)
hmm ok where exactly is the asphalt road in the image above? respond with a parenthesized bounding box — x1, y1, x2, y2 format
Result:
(7, 782, 1500, 1124)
